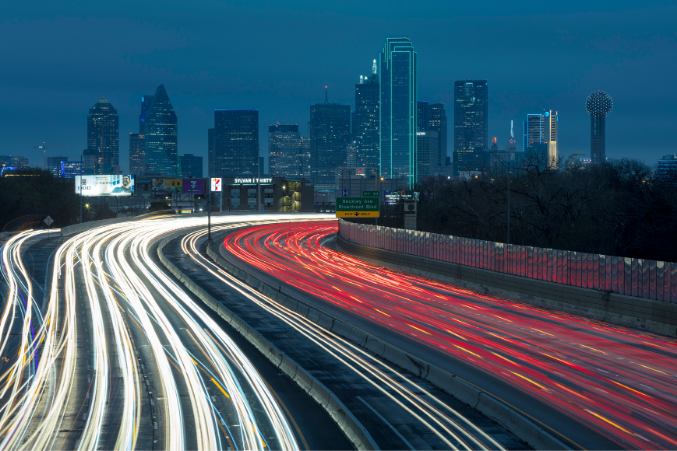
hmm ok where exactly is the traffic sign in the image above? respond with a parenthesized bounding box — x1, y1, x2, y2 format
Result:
(44, 216, 54, 226)
(336, 197, 380, 218)
(210, 178, 222, 192)
(363, 191, 379, 197)
(342, 189, 349, 197)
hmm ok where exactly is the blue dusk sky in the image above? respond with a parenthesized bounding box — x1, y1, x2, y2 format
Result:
(1, 0, 675, 173)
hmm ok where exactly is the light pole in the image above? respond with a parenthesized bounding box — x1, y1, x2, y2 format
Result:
(206, 177, 212, 241)
(79, 154, 83, 223)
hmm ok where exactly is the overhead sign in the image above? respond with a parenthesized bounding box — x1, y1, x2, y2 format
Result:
(182, 179, 205, 194)
(211, 178, 222, 192)
(336, 197, 380, 218)
(76, 175, 135, 197)
(363, 191, 379, 197)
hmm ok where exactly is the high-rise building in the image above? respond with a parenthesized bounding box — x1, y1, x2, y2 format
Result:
(11, 156, 29, 169)
(523, 111, 558, 168)
(87, 96, 119, 174)
(309, 91, 350, 190)
(60, 161, 83, 179)
(180, 154, 203, 178)
(453, 80, 488, 175)
(300, 137, 311, 179)
(144, 85, 178, 175)
(139, 95, 153, 135)
(46, 156, 68, 177)
(417, 101, 429, 132)
(428, 103, 447, 166)
(354, 62, 380, 168)
(269, 126, 306, 178)
(586, 91, 613, 165)
(657, 154, 677, 182)
(380, 37, 418, 186)
(129, 133, 145, 176)
(211, 110, 259, 179)
(416, 130, 439, 182)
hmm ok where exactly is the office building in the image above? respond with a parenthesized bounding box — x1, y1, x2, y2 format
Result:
(46, 156, 68, 177)
(354, 63, 380, 168)
(83, 148, 98, 175)
(211, 110, 259, 179)
(586, 90, 613, 165)
(380, 37, 417, 185)
(269, 125, 306, 179)
(309, 91, 350, 190)
(60, 161, 83, 179)
(565, 151, 591, 169)
(129, 133, 145, 176)
(2, 156, 29, 169)
(180, 154, 203, 178)
(523, 111, 558, 168)
(300, 137, 311, 179)
(658, 154, 677, 182)
(87, 96, 119, 174)
(417, 101, 429, 132)
(428, 103, 447, 166)
(416, 131, 439, 182)
(224, 177, 314, 212)
(454, 80, 488, 175)
(144, 85, 178, 175)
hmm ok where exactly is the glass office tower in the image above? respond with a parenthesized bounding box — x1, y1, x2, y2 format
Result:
(453, 80, 488, 175)
(144, 85, 178, 175)
(87, 97, 119, 174)
(354, 64, 380, 169)
(309, 96, 350, 190)
(380, 37, 417, 186)
(212, 109, 259, 179)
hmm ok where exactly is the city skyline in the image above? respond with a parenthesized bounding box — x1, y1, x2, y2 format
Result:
(1, 2, 675, 174)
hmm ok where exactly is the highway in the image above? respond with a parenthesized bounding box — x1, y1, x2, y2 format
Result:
(0, 215, 348, 450)
(222, 220, 677, 450)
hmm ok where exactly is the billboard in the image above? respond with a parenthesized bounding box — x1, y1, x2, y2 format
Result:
(211, 178, 222, 192)
(182, 179, 205, 194)
(76, 175, 134, 197)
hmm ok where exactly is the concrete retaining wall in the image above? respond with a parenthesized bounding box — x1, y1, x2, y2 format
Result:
(206, 232, 570, 450)
(155, 230, 378, 450)
(337, 235, 677, 338)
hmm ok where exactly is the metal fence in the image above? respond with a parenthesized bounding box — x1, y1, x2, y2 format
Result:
(338, 219, 677, 303)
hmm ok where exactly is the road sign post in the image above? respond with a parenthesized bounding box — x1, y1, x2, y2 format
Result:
(335, 197, 380, 218)
(44, 216, 54, 240)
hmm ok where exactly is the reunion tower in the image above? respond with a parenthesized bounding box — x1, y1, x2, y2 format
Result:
(585, 90, 613, 165)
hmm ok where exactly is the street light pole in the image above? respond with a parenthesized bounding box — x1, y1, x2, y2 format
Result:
(79, 154, 83, 224)
(207, 178, 211, 242)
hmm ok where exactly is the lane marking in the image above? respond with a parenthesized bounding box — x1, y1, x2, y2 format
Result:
(357, 395, 415, 451)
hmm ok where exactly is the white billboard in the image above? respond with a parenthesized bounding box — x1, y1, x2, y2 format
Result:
(210, 178, 222, 192)
(75, 175, 135, 197)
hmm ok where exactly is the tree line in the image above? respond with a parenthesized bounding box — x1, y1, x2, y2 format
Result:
(417, 153, 677, 262)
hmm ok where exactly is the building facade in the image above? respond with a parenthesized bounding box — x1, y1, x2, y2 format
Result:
(144, 85, 178, 175)
(269, 125, 307, 179)
(309, 98, 350, 190)
(87, 96, 119, 174)
(180, 154, 203, 178)
(223, 177, 314, 212)
(380, 37, 417, 186)
(453, 80, 488, 175)
(129, 133, 145, 176)
(658, 154, 677, 182)
(46, 156, 68, 177)
(416, 131, 439, 182)
(354, 65, 380, 169)
(586, 90, 613, 165)
(211, 110, 259, 179)
(428, 103, 447, 166)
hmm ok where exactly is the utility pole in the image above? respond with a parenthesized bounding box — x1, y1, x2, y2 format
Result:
(79, 154, 83, 223)
(207, 178, 212, 241)
(257, 152, 262, 213)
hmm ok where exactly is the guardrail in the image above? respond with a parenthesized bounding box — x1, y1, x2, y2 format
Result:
(338, 219, 677, 303)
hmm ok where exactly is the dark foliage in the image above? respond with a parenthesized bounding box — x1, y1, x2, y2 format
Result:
(149, 201, 171, 212)
(417, 156, 677, 262)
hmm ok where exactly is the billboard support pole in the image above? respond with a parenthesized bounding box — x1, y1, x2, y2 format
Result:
(207, 178, 211, 242)
(79, 155, 83, 223)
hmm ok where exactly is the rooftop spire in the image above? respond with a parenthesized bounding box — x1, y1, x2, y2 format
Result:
(372, 59, 377, 75)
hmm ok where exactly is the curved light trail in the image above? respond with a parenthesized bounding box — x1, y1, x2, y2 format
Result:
(224, 220, 677, 450)
(180, 222, 511, 450)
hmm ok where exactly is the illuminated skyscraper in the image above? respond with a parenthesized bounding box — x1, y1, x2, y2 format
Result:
(310, 90, 350, 190)
(354, 61, 380, 168)
(523, 110, 558, 168)
(453, 80, 488, 175)
(144, 85, 178, 175)
(586, 91, 613, 165)
(211, 109, 259, 179)
(380, 37, 417, 186)
(180, 154, 203, 178)
(129, 133, 145, 175)
(269, 125, 306, 178)
(87, 96, 119, 174)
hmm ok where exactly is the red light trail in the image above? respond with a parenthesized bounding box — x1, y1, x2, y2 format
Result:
(224, 221, 677, 449)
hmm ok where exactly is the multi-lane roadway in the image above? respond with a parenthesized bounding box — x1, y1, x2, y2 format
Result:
(221, 220, 677, 450)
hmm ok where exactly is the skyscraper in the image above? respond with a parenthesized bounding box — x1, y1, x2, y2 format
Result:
(523, 110, 558, 168)
(585, 91, 613, 165)
(211, 110, 259, 179)
(427, 104, 447, 166)
(144, 85, 178, 175)
(453, 80, 488, 175)
(46, 156, 68, 177)
(416, 130, 439, 182)
(354, 61, 380, 168)
(129, 133, 145, 175)
(180, 154, 203, 178)
(309, 91, 351, 190)
(417, 101, 429, 132)
(87, 96, 119, 174)
(269, 125, 307, 178)
(380, 37, 417, 186)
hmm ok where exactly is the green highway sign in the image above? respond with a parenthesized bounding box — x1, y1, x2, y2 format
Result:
(336, 197, 380, 218)
(362, 191, 379, 197)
